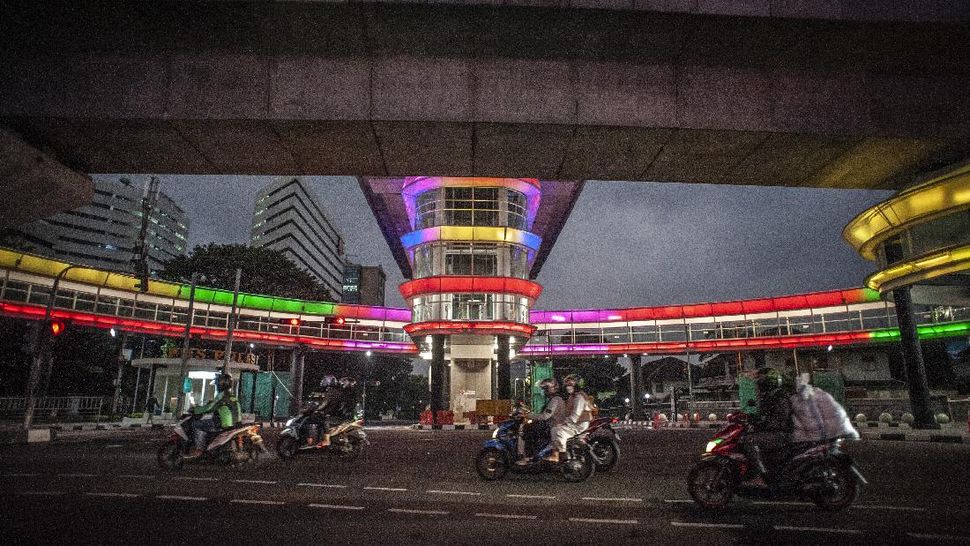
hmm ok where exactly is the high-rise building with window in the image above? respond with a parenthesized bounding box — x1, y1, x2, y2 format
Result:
(250, 178, 344, 300)
(342, 263, 387, 306)
(4, 177, 189, 274)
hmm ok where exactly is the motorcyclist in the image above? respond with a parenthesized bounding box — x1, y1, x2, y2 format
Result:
(515, 378, 565, 465)
(741, 367, 794, 481)
(547, 374, 593, 463)
(187, 373, 241, 458)
(306, 376, 358, 448)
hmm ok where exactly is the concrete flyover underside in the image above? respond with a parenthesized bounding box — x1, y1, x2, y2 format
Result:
(1, 1, 969, 189)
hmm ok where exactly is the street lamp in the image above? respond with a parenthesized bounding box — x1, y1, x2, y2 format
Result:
(23, 264, 80, 434)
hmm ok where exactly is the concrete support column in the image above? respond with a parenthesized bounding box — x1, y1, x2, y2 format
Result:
(288, 346, 305, 415)
(430, 334, 446, 423)
(891, 286, 939, 429)
(629, 355, 643, 420)
(496, 335, 511, 400)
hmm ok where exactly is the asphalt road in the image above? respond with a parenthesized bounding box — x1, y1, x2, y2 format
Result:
(2, 426, 969, 545)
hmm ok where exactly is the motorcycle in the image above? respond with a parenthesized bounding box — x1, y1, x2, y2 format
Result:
(585, 416, 621, 472)
(157, 414, 266, 470)
(687, 412, 867, 511)
(276, 408, 368, 461)
(475, 413, 595, 482)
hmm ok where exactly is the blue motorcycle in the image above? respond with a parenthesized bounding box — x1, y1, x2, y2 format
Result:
(475, 413, 595, 482)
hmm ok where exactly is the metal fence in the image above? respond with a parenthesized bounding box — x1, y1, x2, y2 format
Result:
(0, 396, 130, 422)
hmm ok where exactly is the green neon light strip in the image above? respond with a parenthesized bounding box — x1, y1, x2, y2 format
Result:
(869, 321, 970, 341)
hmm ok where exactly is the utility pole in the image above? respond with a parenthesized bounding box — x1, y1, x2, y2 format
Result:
(111, 331, 130, 414)
(175, 273, 198, 415)
(222, 268, 242, 375)
(133, 176, 160, 293)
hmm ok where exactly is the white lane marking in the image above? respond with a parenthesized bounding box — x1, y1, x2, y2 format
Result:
(427, 490, 482, 496)
(85, 492, 140, 498)
(231, 479, 277, 485)
(309, 503, 365, 511)
(3, 473, 40, 477)
(21, 491, 66, 496)
(117, 474, 154, 479)
(58, 473, 98, 478)
(389, 508, 450, 516)
(752, 500, 813, 507)
(364, 486, 408, 492)
(106, 444, 123, 449)
(506, 494, 556, 500)
(569, 518, 638, 525)
(297, 482, 347, 488)
(907, 533, 970, 542)
(582, 497, 643, 502)
(671, 521, 745, 530)
(476, 513, 538, 520)
(664, 499, 694, 504)
(174, 476, 218, 482)
(157, 495, 207, 501)
(230, 499, 284, 506)
(853, 505, 927, 512)
(774, 526, 862, 535)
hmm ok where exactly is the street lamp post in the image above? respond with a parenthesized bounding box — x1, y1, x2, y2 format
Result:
(174, 273, 199, 416)
(23, 264, 79, 434)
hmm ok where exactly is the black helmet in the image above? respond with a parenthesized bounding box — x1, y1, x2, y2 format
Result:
(215, 373, 233, 392)
(755, 367, 782, 391)
(538, 378, 559, 394)
(563, 374, 583, 388)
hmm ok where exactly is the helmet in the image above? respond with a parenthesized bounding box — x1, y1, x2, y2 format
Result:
(338, 377, 357, 388)
(538, 378, 559, 395)
(320, 375, 337, 389)
(755, 367, 782, 392)
(215, 373, 233, 392)
(563, 374, 583, 388)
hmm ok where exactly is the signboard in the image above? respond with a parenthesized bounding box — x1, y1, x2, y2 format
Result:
(165, 347, 258, 365)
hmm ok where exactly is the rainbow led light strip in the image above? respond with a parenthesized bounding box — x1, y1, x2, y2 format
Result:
(529, 288, 881, 324)
(843, 163, 970, 260)
(0, 249, 411, 322)
(866, 244, 970, 292)
(0, 302, 418, 354)
(403, 321, 537, 337)
(401, 177, 542, 230)
(520, 320, 970, 356)
(399, 276, 543, 300)
(400, 226, 542, 252)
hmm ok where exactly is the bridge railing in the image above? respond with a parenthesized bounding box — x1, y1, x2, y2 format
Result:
(0, 274, 412, 346)
(0, 396, 117, 422)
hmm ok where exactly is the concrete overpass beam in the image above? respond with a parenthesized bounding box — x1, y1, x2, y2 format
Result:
(0, 127, 93, 229)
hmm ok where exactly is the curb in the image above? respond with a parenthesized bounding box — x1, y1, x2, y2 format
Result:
(861, 431, 968, 443)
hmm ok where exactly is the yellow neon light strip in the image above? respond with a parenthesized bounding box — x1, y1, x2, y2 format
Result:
(866, 244, 970, 292)
(843, 164, 970, 260)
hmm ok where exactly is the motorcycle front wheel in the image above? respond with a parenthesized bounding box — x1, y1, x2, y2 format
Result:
(276, 436, 299, 460)
(589, 437, 620, 472)
(560, 446, 595, 483)
(156, 439, 184, 470)
(475, 448, 508, 481)
(688, 459, 737, 509)
(809, 462, 859, 511)
(335, 434, 364, 461)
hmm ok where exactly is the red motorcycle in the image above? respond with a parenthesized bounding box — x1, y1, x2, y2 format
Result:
(687, 412, 866, 511)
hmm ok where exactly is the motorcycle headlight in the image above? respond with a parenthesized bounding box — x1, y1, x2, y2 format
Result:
(492, 428, 500, 439)
(705, 439, 722, 453)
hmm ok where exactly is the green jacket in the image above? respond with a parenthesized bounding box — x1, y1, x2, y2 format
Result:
(193, 393, 241, 428)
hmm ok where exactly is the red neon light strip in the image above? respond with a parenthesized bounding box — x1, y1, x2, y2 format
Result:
(520, 330, 873, 356)
(0, 303, 418, 354)
(403, 321, 537, 337)
(399, 276, 543, 300)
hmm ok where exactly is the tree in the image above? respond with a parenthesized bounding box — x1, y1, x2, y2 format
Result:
(161, 243, 335, 301)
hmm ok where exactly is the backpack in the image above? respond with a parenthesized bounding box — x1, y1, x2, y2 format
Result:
(790, 386, 859, 442)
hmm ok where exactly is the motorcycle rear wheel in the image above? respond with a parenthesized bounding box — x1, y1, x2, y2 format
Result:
(276, 436, 299, 460)
(475, 448, 508, 481)
(560, 447, 595, 483)
(809, 462, 858, 511)
(688, 459, 737, 509)
(589, 437, 620, 472)
(157, 439, 183, 470)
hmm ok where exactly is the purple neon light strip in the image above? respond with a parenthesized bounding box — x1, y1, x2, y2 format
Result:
(400, 177, 542, 230)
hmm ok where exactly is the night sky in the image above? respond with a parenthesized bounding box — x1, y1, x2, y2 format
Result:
(95, 174, 890, 310)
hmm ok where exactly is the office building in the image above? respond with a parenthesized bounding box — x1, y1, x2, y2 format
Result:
(250, 178, 344, 300)
(343, 263, 387, 306)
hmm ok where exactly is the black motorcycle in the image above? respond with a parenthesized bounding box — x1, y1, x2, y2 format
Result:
(157, 413, 266, 470)
(276, 406, 367, 461)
